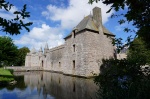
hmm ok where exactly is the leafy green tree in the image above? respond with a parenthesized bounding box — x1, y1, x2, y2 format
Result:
(0, 36, 18, 66)
(88, 1, 150, 99)
(128, 37, 150, 65)
(14, 47, 30, 66)
(0, 0, 32, 35)
(95, 58, 150, 99)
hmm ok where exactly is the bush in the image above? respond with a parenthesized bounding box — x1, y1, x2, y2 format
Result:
(94, 58, 150, 99)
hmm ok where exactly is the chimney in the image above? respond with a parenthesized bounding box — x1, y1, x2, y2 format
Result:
(93, 7, 102, 27)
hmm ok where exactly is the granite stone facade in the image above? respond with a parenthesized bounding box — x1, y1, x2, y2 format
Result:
(25, 7, 115, 77)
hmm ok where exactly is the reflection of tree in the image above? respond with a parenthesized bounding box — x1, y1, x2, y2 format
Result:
(15, 76, 27, 90)
(6, 76, 27, 91)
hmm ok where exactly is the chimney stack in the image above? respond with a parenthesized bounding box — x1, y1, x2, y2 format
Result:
(93, 7, 102, 27)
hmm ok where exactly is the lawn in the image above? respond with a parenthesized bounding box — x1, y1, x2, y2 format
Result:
(0, 68, 14, 82)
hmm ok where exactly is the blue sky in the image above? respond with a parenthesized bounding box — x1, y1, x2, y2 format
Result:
(0, 0, 135, 50)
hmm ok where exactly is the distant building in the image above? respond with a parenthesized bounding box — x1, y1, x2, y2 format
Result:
(117, 46, 128, 59)
(25, 7, 115, 77)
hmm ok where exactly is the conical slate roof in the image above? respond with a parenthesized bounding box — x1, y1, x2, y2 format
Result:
(64, 14, 115, 39)
(39, 46, 43, 52)
(44, 43, 49, 49)
(31, 47, 36, 54)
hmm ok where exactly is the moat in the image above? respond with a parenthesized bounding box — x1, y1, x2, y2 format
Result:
(0, 71, 98, 99)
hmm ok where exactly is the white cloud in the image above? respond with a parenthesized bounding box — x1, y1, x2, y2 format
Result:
(42, 0, 114, 29)
(14, 24, 65, 50)
(0, 6, 18, 20)
(15, 0, 114, 50)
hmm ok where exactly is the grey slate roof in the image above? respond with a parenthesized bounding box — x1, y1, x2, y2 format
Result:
(76, 15, 98, 32)
(64, 15, 115, 39)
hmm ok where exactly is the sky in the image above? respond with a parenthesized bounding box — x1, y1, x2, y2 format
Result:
(0, 0, 135, 50)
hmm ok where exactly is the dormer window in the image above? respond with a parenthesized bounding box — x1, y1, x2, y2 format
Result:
(73, 30, 75, 38)
(72, 27, 78, 38)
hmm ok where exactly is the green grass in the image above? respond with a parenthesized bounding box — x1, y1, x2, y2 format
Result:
(0, 68, 14, 82)
(0, 68, 13, 76)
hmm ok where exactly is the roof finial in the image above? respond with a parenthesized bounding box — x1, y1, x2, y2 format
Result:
(31, 47, 36, 54)
(39, 46, 43, 52)
(44, 42, 49, 49)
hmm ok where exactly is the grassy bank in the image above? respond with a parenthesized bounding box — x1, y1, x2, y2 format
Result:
(0, 68, 14, 82)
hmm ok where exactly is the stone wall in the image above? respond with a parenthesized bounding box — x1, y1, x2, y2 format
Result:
(43, 44, 65, 73)
(63, 30, 90, 77)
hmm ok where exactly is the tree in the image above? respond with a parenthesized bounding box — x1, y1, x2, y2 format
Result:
(0, 36, 18, 66)
(88, 1, 150, 99)
(14, 47, 30, 66)
(0, 0, 32, 35)
(94, 58, 150, 99)
(128, 37, 150, 65)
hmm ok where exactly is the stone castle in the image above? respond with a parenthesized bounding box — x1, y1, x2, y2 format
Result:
(25, 7, 115, 77)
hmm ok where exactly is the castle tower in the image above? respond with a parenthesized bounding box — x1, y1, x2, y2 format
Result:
(39, 47, 43, 56)
(25, 48, 36, 67)
(44, 43, 49, 55)
(25, 53, 31, 67)
(63, 7, 115, 77)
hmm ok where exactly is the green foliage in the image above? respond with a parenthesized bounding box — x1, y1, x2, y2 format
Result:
(95, 59, 150, 99)
(128, 38, 150, 65)
(0, 0, 32, 35)
(89, 1, 150, 99)
(0, 36, 30, 66)
(0, 36, 18, 66)
(15, 47, 30, 66)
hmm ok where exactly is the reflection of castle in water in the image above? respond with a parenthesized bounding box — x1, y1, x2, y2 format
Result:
(23, 72, 98, 99)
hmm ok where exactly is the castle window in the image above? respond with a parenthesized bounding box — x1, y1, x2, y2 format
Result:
(73, 60, 75, 69)
(59, 62, 61, 67)
(73, 44, 75, 52)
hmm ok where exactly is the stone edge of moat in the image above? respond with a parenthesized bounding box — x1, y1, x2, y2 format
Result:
(6, 66, 96, 79)
(15, 70, 96, 79)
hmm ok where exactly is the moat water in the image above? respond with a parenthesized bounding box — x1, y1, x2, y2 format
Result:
(0, 71, 98, 99)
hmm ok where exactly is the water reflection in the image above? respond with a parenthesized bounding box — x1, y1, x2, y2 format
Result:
(0, 71, 98, 99)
